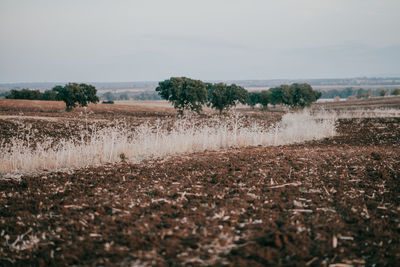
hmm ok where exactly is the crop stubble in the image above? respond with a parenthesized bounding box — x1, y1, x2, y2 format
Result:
(0, 99, 399, 266)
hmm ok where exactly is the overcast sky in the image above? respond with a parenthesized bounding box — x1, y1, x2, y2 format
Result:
(1, 0, 400, 82)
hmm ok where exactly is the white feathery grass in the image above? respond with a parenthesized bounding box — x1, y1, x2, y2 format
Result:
(2, 107, 398, 176)
(0, 109, 338, 176)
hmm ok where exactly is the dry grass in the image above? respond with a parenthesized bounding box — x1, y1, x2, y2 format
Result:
(114, 100, 172, 108)
(0, 110, 336, 176)
(0, 99, 176, 114)
(0, 99, 65, 112)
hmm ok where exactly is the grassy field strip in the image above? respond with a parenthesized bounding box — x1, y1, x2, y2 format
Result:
(2, 108, 399, 176)
(0, 110, 337, 176)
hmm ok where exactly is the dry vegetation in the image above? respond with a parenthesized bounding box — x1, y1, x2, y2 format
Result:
(0, 97, 399, 266)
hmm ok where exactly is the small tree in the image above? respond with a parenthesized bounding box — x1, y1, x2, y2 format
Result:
(247, 92, 261, 109)
(208, 83, 248, 114)
(268, 83, 320, 108)
(259, 90, 270, 109)
(269, 87, 285, 106)
(379, 89, 386, 97)
(392, 89, 400, 96)
(156, 77, 207, 115)
(290, 83, 321, 108)
(54, 83, 99, 111)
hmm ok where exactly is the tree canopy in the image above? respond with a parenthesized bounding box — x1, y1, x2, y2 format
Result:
(392, 89, 400, 96)
(207, 83, 248, 114)
(5, 88, 58, 101)
(268, 83, 321, 108)
(247, 92, 261, 109)
(156, 78, 320, 114)
(54, 83, 99, 111)
(156, 77, 208, 115)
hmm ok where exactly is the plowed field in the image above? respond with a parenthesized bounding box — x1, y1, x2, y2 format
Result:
(0, 99, 399, 266)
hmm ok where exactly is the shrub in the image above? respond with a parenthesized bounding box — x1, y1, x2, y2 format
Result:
(392, 89, 400, 96)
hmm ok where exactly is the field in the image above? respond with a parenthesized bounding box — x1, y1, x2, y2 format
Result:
(0, 98, 400, 266)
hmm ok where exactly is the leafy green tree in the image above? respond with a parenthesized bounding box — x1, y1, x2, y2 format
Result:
(40, 89, 58, 100)
(269, 86, 285, 106)
(247, 92, 261, 109)
(259, 90, 270, 109)
(379, 89, 386, 97)
(156, 77, 207, 115)
(267, 83, 320, 108)
(54, 83, 99, 111)
(392, 89, 400, 96)
(208, 83, 248, 114)
(6, 89, 42, 100)
(290, 83, 321, 108)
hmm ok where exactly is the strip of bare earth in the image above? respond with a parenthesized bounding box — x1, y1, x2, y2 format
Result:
(0, 116, 399, 266)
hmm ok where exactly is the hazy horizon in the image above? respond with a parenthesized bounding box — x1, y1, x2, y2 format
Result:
(1, 0, 400, 83)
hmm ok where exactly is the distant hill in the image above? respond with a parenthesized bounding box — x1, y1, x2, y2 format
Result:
(1, 77, 400, 93)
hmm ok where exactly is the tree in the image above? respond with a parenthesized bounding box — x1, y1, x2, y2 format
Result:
(267, 83, 320, 108)
(391, 89, 400, 96)
(379, 89, 386, 97)
(290, 83, 321, 108)
(54, 83, 99, 111)
(208, 83, 248, 114)
(156, 77, 207, 115)
(259, 90, 270, 109)
(269, 87, 285, 106)
(247, 92, 261, 109)
(40, 90, 58, 100)
(6, 89, 42, 100)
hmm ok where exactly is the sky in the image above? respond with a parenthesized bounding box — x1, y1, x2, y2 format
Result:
(1, 0, 400, 82)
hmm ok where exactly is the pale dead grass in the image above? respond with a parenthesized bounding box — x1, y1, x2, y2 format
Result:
(89, 101, 175, 114)
(0, 115, 109, 122)
(0, 110, 337, 175)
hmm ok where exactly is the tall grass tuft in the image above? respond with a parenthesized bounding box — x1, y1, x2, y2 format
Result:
(1, 110, 337, 175)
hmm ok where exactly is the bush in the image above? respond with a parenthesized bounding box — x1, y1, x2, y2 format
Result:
(392, 89, 400, 96)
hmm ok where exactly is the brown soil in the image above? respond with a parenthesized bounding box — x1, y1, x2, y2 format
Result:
(0, 101, 399, 266)
(313, 96, 400, 110)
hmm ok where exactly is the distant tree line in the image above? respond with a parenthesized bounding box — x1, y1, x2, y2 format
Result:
(156, 77, 321, 114)
(5, 83, 99, 111)
(5, 88, 58, 101)
(247, 83, 321, 109)
(101, 91, 162, 101)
